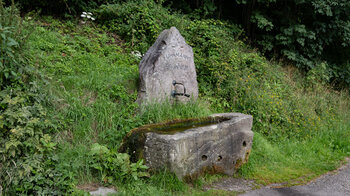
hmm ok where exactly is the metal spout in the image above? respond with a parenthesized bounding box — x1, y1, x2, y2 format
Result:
(171, 80, 190, 98)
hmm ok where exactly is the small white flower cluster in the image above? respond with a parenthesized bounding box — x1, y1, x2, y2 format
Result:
(81, 12, 95, 21)
(131, 51, 143, 59)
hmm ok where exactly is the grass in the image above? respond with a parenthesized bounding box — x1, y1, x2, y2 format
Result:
(22, 16, 350, 195)
(239, 116, 350, 185)
(26, 18, 212, 194)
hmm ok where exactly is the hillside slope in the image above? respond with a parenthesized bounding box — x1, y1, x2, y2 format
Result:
(1, 1, 349, 195)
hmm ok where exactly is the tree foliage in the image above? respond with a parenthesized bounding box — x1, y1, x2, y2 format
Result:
(164, 0, 350, 87)
(10, 0, 350, 86)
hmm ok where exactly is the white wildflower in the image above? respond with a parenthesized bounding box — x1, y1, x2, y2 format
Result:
(80, 12, 95, 22)
(131, 51, 143, 59)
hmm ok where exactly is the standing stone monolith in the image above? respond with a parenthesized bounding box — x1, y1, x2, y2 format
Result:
(138, 27, 198, 104)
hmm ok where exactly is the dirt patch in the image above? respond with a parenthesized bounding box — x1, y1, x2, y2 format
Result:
(77, 184, 117, 195)
(76, 183, 101, 192)
(204, 177, 259, 193)
(81, 90, 97, 106)
(55, 129, 74, 144)
(107, 32, 125, 48)
(91, 120, 99, 143)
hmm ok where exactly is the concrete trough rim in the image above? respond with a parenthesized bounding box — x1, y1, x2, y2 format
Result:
(119, 112, 253, 160)
(148, 113, 253, 140)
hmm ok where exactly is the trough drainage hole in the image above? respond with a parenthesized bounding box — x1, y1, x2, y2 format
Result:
(217, 155, 222, 161)
(202, 155, 207, 161)
(243, 141, 247, 147)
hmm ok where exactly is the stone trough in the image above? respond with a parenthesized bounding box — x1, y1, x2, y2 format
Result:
(119, 113, 253, 180)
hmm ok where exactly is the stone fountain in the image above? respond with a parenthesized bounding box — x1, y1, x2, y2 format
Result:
(119, 113, 253, 180)
(122, 27, 254, 180)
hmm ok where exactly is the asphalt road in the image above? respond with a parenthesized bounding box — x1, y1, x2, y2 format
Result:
(241, 160, 350, 196)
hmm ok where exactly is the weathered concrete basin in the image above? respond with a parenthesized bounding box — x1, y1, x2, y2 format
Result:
(119, 113, 253, 180)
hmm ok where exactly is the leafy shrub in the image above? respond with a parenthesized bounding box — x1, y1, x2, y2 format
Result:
(0, 0, 30, 89)
(0, 2, 75, 194)
(164, 0, 350, 86)
(5, 0, 121, 17)
(183, 19, 242, 92)
(306, 62, 331, 88)
(89, 143, 149, 184)
(96, 0, 163, 52)
(237, 0, 350, 86)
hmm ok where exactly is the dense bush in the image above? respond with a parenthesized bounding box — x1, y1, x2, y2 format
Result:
(0, 2, 74, 194)
(241, 0, 350, 86)
(96, 1, 164, 52)
(5, 0, 121, 16)
(163, 0, 350, 87)
(0, 1, 28, 89)
(89, 143, 149, 183)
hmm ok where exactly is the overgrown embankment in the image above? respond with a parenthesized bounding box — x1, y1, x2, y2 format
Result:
(1, 1, 349, 195)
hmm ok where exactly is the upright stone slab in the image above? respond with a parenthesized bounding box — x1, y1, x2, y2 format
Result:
(138, 27, 198, 104)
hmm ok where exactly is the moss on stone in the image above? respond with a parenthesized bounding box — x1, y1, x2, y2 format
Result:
(119, 116, 230, 162)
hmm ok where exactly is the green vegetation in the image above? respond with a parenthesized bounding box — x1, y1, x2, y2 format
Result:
(1, 0, 349, 195)
(165, 0, 350, 87)
(0, 3, 75, 195)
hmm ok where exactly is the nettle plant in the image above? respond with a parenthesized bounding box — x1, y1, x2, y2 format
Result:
(80, 12, 95, 24)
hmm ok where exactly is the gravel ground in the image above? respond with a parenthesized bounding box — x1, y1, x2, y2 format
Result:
(242, 158, 350, 196)
(89, 187, 117, 196)
(206, 158, 350, 196)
